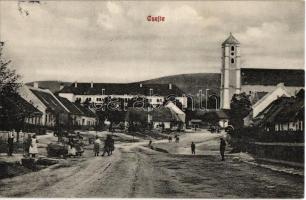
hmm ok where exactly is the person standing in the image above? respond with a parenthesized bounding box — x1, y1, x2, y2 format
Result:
(94, 136, 101, 156)
(7, 130, 15, 156)
(220, 138, 226, 161)
(191, 142, 196, 155)
(102, 135, 111, 156)
(24, 134, 32, 157)
(29, 135, 39, 158)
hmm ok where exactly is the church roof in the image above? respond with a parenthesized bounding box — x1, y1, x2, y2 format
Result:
(241, 68, 304, 87)
(222, 33, 240, 46)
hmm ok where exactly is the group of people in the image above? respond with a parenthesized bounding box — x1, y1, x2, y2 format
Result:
(93, 135, 115, 157)
(168, 135, 180, 143)
(190, 138, 227, 161)
(67, 132, 84, 157)
(7, 129, 39, 158)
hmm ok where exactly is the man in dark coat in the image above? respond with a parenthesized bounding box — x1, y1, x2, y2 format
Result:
(7, 130, 15, 156)
(220, 138, 226, 161)
(191, 142, 195, 155)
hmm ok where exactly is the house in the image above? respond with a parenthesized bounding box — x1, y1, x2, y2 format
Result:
(73, 103, 97, 127)
(253, 89, 304, 132)
(57, 96, 97, 129)
(150, 106, 184, 130)
(194, 109, 230, 128)
(19, 85, 69, 127)
(58, 82, 187, 108)
(0, 93, 43, 130)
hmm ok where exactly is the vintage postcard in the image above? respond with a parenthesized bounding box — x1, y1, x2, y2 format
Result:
(0, 0, 304, 198)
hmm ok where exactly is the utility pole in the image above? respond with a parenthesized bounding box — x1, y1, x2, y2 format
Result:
(206, 89, 210, 110)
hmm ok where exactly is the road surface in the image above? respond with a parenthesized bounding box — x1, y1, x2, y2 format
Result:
(0, 131, 303, 198)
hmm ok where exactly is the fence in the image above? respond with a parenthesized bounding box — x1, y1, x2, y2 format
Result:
(229, 128, 304, 163)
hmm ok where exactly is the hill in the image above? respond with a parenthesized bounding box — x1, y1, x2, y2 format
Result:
(139, 73, 221, 96)
(26, 73, 221, 96)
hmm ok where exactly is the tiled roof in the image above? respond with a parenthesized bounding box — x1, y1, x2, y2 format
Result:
(255, 97, 296, 125)
(222, 33, 240, 46)
(59, 82, 184, 97)
(73, 103, 96, 118)
(30, 89, 68, 114)
(151, 107, 181, 122)
(0, 94, 42, 117)
(274, 97, 304, 122)
(241, 68, 304, 86)
(57, 96, 83, 116)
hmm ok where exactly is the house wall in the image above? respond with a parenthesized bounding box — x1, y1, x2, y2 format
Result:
(18, 86, 47, 125)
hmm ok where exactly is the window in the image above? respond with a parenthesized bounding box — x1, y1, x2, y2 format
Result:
(231, 58, 235, 63)
(231, 52, 234, 56)
(231, 46, 235, 51)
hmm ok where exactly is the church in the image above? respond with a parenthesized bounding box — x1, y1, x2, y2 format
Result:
(220, 33, 304, 110)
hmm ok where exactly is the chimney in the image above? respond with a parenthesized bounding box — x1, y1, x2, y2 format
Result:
(91, 81, 94, 88)
(33, 82, 39, 88)
(74, 82, 78, 88)
(59, 83, 64, 91)
(169, 83, 172, 90)
(139, 83, 143, 88)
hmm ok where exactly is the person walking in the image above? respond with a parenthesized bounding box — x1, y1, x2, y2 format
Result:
(7, 130, 15, 156)
(29, 135, 39, 158)
(94, 136, 101, 156)
(191, 142, 196, 155)
(220, 138, 226, 161)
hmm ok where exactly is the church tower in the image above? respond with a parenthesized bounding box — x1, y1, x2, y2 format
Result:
(220, 33, 241, 109)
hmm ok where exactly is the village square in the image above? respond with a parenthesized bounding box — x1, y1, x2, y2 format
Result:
(0, 1, 304, 198)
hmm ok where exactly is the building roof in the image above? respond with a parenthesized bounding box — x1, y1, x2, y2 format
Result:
(222, 33, 240, 46)
(73, 103, 96, 118)
(0, 94, 42, 118)
(151, 107, 181, 122)
(57, 96, 83, 116)
(274, 97, 304, 122)
(59, 82, 184, 97)
(241, 68, 304, 87)
(255, 97, 297, 126)
(30, 88, 68, 114)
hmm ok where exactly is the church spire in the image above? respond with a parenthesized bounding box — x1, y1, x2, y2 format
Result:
(222, 32, 240, 46)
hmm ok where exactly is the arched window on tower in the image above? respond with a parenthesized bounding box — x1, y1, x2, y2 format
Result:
(231, 46, 235, 51)
(231, 58, 235, 63)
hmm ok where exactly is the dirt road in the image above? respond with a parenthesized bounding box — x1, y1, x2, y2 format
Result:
(0, 132, 303, 198)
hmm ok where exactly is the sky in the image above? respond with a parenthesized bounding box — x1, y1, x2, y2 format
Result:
(0, 1, 304, 83)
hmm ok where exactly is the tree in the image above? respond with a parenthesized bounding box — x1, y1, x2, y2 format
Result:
(229, 92, 252, 129)
(0, 42, 21, 96)
(0, 42, 23, 131)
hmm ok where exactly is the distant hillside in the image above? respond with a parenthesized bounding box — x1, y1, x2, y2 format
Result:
(26, 73, 221, 96)
(26, 81, 72, 93)
(139, 73, 221, 96)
